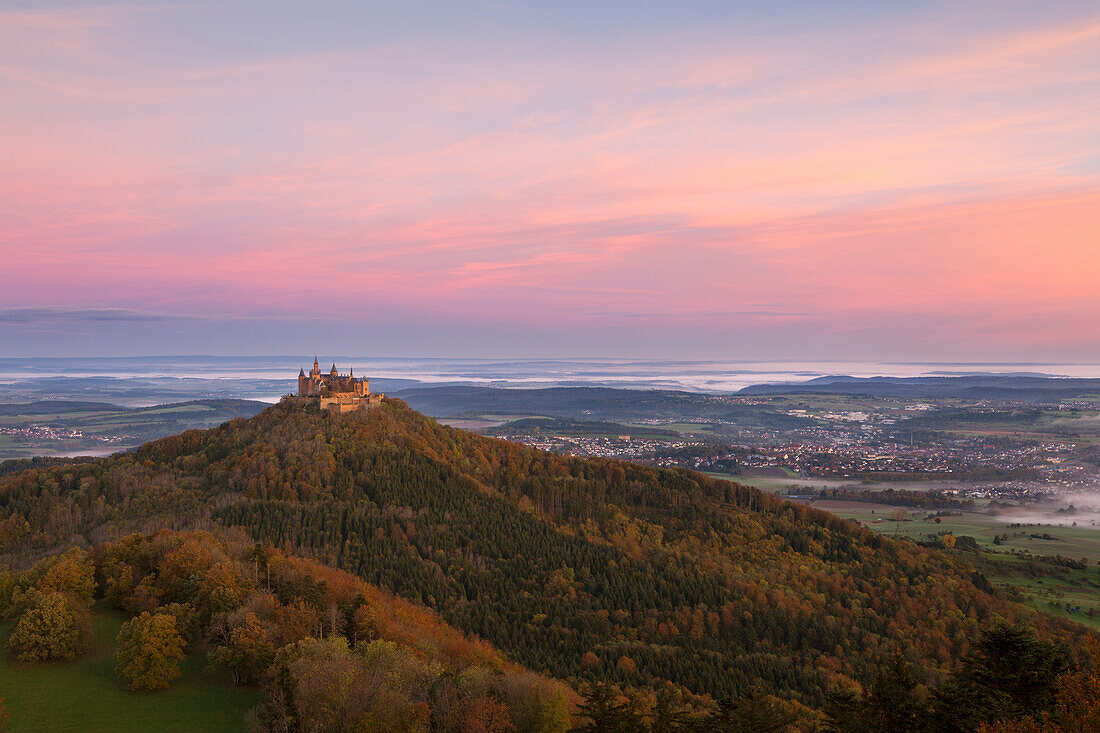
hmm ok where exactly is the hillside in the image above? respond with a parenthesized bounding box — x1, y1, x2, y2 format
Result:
(0, 398, 1090, 716)
(0, 401, 122, 416)
(0, 531, 570, 732)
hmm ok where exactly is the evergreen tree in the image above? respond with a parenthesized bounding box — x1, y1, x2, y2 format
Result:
(932, 620, 1068, 732)
(709, 687, 797, 732)
(823, 655, 929, 733)
(573, 683, 645, 733)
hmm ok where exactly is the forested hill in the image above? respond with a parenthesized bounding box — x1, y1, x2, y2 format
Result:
(0, 398, 1088, 715)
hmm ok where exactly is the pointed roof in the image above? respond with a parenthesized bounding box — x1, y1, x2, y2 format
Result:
(349, 367, 354, 377)
(299, 367, 306, 377)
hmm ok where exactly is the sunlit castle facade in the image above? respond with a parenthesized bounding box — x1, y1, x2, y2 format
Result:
(293, 358, 383, 413)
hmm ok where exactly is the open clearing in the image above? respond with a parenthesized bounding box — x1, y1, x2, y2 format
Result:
(0, 606, 257, 733)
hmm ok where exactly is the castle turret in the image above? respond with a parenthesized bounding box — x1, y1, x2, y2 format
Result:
(331, 363, 338, 377)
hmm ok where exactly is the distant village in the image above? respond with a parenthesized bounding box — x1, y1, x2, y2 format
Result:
(494, 396, 1100, 508)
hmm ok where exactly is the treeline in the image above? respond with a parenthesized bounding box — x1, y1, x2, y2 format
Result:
(0, 400, 1091, 716)
(0, 455, 89, 478)
(1, 530, 573, 732)
(567, 622, 1100, 733)
(823, 621, 1100, 733)
(813, 488, 975, 509)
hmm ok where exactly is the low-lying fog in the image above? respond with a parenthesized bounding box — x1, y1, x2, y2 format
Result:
(994, 491, 1100, 528)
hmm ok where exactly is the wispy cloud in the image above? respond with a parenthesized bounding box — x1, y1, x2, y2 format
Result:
(1, 2, 1099, 358)
(0, 308, 185, 324)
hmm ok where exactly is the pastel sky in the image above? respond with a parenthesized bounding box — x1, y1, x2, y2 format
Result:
(2, 0, 1099, 359)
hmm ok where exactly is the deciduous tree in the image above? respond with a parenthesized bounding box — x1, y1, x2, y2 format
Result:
(5, 592, 88, 662)
(116, 611, 186, 691)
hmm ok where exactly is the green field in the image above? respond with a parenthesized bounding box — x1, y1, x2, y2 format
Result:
(0, 607, 258, 733)
(969, 553, 1100, 631)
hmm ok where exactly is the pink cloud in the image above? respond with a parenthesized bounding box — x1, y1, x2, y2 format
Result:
(1, 3, 1099, 357)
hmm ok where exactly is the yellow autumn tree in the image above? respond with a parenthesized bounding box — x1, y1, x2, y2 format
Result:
(116, 611, 186, 691)
(35, 548, 96, 605)
(5, 592, 88, 662)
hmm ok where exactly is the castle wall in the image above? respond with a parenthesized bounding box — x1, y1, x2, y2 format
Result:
(318, 393, 383, 413)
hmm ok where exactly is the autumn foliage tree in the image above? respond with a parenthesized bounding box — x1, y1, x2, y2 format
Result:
(5, 592, 88, 662)
(2, 547, 95, 663)
(115, 611, 187, 691)
(207, 611, 274, 685)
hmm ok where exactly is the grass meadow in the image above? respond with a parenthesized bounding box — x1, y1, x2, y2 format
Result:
(0, 606, 258, 733)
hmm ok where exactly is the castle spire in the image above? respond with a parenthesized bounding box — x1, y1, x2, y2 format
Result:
(299, 367, 305, 377)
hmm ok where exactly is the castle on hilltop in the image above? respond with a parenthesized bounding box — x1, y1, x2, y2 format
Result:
(292, 358, 383, 413)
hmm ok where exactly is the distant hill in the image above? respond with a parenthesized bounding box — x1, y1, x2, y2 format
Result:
(396, 385, 806, 427)
(396, 376, 1100, 425)
(484, 417, 677, 437)
(738, 375, 1100, 401)
(0, 400, 122, 415)
(0, 398, 1086, 717)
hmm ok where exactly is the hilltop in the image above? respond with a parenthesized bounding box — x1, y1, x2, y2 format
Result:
(0, 398, 1091, 718)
